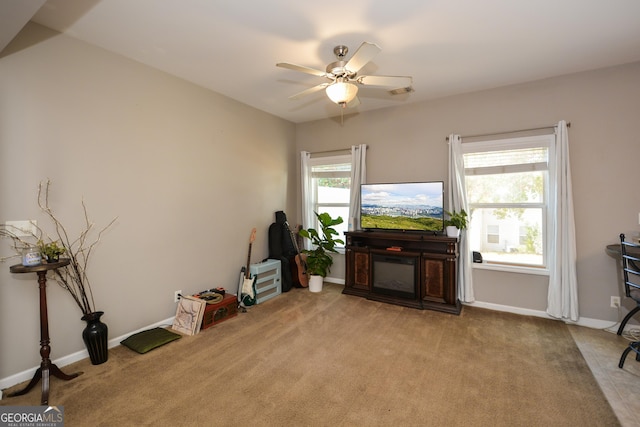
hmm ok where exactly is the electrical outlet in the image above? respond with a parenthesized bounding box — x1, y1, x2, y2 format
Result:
(611, 296, 621, 308)
(174, 290, 182, 303)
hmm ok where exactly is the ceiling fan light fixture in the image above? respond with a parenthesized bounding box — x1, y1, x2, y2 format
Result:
(278, 42, 412, 112)
(326, 79, 358, 107)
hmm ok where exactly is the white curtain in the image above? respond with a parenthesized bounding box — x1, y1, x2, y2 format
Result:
(448, 134, 474, 303)
(546, 120, 579, 321)
(349, 144, 367, 231)
(300, 151, 314, 250)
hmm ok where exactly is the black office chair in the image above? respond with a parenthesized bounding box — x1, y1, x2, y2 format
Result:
(618, 233, 640, 368)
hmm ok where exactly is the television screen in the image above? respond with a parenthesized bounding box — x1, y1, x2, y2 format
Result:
(360, 181, 444, 232)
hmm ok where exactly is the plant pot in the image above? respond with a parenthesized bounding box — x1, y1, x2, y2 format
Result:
(446, 226, 460, 238)
(81, 311, 109, 365)
(308, 275, 323, 293)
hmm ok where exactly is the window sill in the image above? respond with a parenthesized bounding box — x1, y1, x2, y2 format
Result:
(472, 262, 549, 276)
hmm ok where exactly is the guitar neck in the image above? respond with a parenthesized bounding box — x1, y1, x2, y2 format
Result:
(285, 221, 302, 255)
(245, 228, 257, 280)
(245, 242, 252, 279)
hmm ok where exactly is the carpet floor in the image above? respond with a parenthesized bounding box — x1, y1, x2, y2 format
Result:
(1, 283, 619, 426)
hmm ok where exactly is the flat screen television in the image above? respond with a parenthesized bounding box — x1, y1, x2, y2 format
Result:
(360, 181, 444, 233)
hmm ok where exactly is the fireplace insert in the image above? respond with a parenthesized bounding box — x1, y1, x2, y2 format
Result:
(371, 252, 418, 300)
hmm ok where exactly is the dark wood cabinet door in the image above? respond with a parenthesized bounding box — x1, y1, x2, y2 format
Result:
(421, 254, 457, 306)
(422, 257, 445, 303)
(346, 247, 370, 291)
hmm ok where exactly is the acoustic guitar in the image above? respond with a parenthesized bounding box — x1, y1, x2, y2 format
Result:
(238, 228, 257, 308)
(285, 220, 309, 288)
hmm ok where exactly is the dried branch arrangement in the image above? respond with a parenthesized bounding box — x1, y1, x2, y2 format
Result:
(0, 227, 34, 261)
(1, 180, 117, 315)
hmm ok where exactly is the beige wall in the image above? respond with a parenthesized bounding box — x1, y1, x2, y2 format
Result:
(0, 23, 296, 380)
(297, 60, 640, 324)
(1, 20, 639, 386)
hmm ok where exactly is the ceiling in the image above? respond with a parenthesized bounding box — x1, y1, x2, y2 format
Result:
(2, 0, 640, 124)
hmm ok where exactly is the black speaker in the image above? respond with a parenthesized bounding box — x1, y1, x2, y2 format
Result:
(473, 251, 483, 263)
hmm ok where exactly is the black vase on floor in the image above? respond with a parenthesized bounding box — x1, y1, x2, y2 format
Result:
(81, 311, 108, 365)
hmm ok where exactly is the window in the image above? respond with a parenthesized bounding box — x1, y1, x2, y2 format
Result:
(463, 135, 552, 269)
(307, 154, 351, 247)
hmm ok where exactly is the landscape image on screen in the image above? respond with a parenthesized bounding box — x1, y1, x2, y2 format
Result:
(360, 182, 444, 232)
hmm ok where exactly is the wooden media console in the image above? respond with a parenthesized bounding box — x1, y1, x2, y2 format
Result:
(344, 231, 460, 314)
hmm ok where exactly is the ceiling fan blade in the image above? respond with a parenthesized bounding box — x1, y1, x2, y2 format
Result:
(288, 83, 330, 100)
(357, 75, 413, 88)
(276, 62, 327, 77)
(345, 42, 381, 74)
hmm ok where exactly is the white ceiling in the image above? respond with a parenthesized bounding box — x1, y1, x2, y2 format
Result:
(2, 0, 640, 123)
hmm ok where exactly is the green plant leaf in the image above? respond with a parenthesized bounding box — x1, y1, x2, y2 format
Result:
(298, 211, 344, 277)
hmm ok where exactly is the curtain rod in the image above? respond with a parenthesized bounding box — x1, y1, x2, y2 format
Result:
(446, 122, 571, 141)
(308, 146, 368, 156)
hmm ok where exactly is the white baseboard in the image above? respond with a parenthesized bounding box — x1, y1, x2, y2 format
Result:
(466, 300, 621, 330)
(0, 317, 175, 395)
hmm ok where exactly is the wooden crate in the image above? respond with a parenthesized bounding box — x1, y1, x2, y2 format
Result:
(201, 293, 238, 330)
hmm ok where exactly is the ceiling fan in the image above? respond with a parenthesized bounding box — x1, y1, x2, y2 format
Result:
(276, 42, 413, 109)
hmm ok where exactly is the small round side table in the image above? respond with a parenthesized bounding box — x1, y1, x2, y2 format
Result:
(8, 259, 82, 405)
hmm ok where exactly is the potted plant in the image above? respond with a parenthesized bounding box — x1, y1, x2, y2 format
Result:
(445, 209, 468, 238)
(299, 212, 344, 292)
(38, 240, 66, 263)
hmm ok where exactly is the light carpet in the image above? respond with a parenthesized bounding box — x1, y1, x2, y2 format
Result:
(1, 283, 619, 426)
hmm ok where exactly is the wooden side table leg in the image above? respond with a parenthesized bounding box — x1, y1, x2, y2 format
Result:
(38, 270, 52, 405)
(41, 362, 50, 405)
(7, 263, 81, 404)
(6, 368, 42, 398)
(50, 364, 82, 381)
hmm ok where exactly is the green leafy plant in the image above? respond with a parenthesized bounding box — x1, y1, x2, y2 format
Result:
(38, 240, 66, 262)
(445, 209, 468, 230)
(299, 212, 344, 278)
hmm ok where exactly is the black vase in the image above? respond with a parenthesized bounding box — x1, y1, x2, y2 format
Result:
(81, 311, 108, 365)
